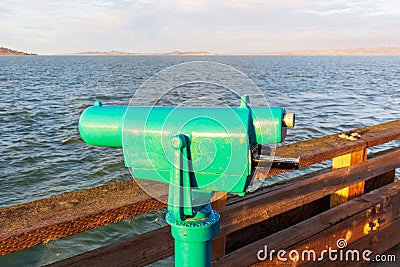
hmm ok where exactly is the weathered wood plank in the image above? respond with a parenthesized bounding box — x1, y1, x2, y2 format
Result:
(1, 120, 399, 256)
(364, 170, 395, 193)
(364, 147, 397, 197)
(280, 185, 399, 266)
(49, 150, 400, 267)
(46, 169, 331, 267)
(0, 180, 168, 255)
(225, 147, 397, 257)
(337, 218, 400, 267)
(273, 217, 400, 267)
(47, 226, 173, 267)
(213, 182, 400, 267)
(258, 119, 400, 179)
(218, 150, 400, 237)
(225, 196, 330, 253)
(311, 218, 400, 267)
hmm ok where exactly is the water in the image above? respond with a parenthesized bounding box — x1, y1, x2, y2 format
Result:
(0, 56, 399, 266)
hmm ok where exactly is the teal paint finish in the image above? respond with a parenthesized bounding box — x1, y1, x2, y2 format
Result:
(78, 101, 126, 147)
(251, 106, 284, 143)
(167, 134, 220, 267)
(166, 205, 220, 267)
(78, 97, 291, 267)
(78, 102, 284, 193)
(122, 106, 251, 193)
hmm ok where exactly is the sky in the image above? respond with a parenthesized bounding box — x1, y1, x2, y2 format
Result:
(1, 0, 400, 54)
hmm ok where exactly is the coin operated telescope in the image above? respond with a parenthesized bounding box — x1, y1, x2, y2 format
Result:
(79, 96, 295, 267)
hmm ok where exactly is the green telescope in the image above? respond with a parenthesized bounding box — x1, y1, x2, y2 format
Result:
(79, 96, 295, 266)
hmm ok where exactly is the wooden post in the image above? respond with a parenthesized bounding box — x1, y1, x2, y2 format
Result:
(330, 149, 367, 208)
(211, 192, 227, 260)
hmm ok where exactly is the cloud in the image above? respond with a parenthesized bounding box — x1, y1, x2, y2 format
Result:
(1, 0, 400, 54)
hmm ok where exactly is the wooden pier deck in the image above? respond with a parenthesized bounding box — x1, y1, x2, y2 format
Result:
(1, 120, 399, 266)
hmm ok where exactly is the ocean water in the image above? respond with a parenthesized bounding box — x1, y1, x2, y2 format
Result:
(0, 56, 399, 266)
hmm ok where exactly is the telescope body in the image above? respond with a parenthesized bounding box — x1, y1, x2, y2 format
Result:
(79, 100, 290, 193)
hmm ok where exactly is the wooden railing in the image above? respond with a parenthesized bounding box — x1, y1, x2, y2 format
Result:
(1, 120, 399, 266)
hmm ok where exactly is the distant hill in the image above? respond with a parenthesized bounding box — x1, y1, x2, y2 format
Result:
(0, 47, 37, 56)
(167, 51, 212, 55)
(268, 47, 400, 56)
(67, 47, 400, 56)
(72, 50, 138, 56)
(71, 50, 213, 56)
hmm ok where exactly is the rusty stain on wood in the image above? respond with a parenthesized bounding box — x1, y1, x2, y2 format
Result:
(214, 182, 400, 267)
(336, 218, 400, 266)
(275, 188, 399, 266)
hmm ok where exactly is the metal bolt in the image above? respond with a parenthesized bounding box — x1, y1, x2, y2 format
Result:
(172, 135, 187, 149)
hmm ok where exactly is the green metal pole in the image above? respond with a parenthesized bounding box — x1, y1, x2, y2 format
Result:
(166, 204, 220, 267)
(167, 134, 220, 267)
(175, 240, 210, 266)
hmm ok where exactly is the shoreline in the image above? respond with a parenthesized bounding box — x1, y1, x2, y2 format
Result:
(2, 46, 400, 57)
(3, 53, 400, 57)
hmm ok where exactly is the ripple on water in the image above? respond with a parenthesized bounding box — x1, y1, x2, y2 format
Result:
(0, 55, 399, 266)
